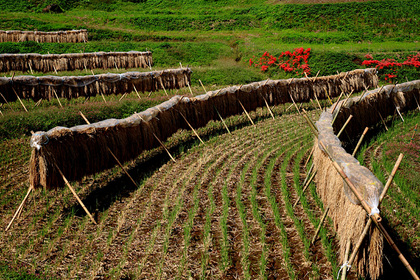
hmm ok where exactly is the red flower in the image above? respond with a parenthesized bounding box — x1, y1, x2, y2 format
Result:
(249, 58, 253, 66)
(365, 54, 373, 59)
(261, 65, 269, 72)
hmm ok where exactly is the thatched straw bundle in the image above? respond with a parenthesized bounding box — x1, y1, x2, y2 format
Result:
(0, 29, 88, 43)
(0, 68, 192, 103)
(333, 81, 420, 138)
(0, 51, 152, 73)
(313, 80, 420, 279)
(28, 68, 378, 191)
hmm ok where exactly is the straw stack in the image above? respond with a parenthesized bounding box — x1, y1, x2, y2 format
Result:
(0, 68, 192, 103)
(28, 68, 378, 191)
(313, 79, 420, 279)
(0, 51, 152, 73)
(0, 30, 88, 43)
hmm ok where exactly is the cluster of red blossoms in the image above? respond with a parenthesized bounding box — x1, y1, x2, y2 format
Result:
(249, 47, 311, 76)
(362, 53, 420, 83)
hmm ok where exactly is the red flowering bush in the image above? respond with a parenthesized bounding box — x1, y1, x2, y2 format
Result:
(249, 48, 311, 76)
(362, 53, 420, 83)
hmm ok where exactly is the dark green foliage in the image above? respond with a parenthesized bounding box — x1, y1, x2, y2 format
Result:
(309, 51, 360, 76)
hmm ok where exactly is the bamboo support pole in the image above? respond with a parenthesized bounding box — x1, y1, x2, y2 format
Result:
(413, 94, 420, 111)
(199, 79, 207, 93)
(54, 161, 97, 225)
(285, 103, 294, 112)
(214, 106, 231, 134)
(114, 61, 119, 71)
(0, 109, 3, 116)
(133, 85, 141, 100)
(301, 109, 319, 138)
(11, 87, 28, 112)
(10, 73, 28, 112)
(288, 93, 300, 114)
(340, 239, 352, 280)
(352, 127, 369, 157)
(378, 111, 388, 131)
(5, 186, 33, 231)
(341, 89, 355, 107)
(396, 106, 404, 122)
(410, 124, 417, 145)
(119, 92, 128, 101)
(258, 79, 275, 119)
(152, 132, 176, 163)
(336, 115, 353, 138)
(304, 146, 314, 168)
(28, 62, 34, 75)
(34, 98, 42, 108)
(0, 91, 14, 111)
(331, 92, 344, 114)
(79, 111, 138, 188)
(348, 154, 404, 268)
(324, 88, 333, 105)
(311, 206, 329, 245)
(179, 111, 205, 145)
(293, 170, 317, 208)
(52, 88, 63, 108)
(159, 76, 168, 96)
(314, 93, 322, 111)
(238, 99, 255, 127)
(186, 81, 194, 96)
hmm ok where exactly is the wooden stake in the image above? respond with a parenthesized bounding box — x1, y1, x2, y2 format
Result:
(378, 111, 388, 131)
(5, 186, 33, 231)
(214, 106, 231, 134)
(312, 206, 329, 245)
(179, 111, 205, 145)
(285, 103, 294, 112)
(337, 115, 353, 138)
(152, 132, 176, 163)
(340, 239, 351, 280)
(52, 88, 63, 108)
(314, 93, 322, 111)
(0, 109, 3, 116)
(352, 127, 369, 157)
(293, 170, 317, 208)
(238, 99, 255, 127)
(199, 79, 207, 94)
(133, 85, 141, 100)
(79, 111, 138, 188)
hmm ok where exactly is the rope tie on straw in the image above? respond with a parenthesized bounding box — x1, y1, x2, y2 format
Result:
(369, 206, 380, 216)
(30, 133, 49, 150)
(337, 261, 351, 279)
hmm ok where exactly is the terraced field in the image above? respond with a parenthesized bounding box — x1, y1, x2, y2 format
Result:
(0, 109, 346, 279)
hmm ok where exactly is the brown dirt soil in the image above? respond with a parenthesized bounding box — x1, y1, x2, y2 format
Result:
(0, 111, 345, 279)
